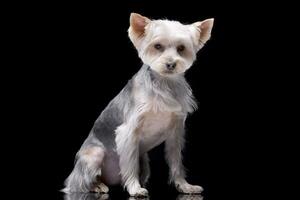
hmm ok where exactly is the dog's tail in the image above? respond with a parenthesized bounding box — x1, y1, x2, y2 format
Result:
(61, 158, 93, 193)
(61, 146, 104, 193)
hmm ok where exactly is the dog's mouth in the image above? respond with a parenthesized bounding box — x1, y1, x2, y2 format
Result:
(148, 65, 181, 77)
(163, 70, 174, 74)
(160, 71, 174, 77)
(161, 69, 179, 76)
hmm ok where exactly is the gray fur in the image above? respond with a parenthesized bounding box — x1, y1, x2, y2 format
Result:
(63, 79, 134, 193)
(63, 64, 196, 193)
(92, 78, 134, 150)
(138, 65, 197, 113)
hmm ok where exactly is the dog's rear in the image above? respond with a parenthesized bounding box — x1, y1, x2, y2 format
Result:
(62, 137, 107, 193)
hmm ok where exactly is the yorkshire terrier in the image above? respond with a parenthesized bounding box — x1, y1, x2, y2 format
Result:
(63, 13, 214, 197)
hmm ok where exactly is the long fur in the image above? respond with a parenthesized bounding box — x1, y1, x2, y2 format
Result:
(63, 65, 196, 194)
(62, 137, 105, 193)
(63, 13, 213, 196)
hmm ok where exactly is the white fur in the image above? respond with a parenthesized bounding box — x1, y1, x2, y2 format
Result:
(129, 14, 213, 78)
(115, 73, 198, 196)
(115, 115, 143, 196)
(115, 13, 213, 196)
(64, 13, 213, 197)
(130, 20, 196, 76)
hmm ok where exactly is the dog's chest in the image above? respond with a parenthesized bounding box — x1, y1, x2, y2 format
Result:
(138, 110, 176, 153)
(134, 85, 184, 153)
(140, 111, 173, 135)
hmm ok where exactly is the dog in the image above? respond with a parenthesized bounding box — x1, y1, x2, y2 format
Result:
(63, 193, 202, 200)
(64, 193, 202, 200)
(63, 13, 214, 197)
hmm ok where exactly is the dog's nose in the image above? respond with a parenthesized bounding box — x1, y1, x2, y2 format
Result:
(166, 62, 176, 70)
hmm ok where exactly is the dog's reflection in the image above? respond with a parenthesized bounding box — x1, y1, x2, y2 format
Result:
(127, 197, 149, 200)
(176, 194, 203, 200)
(64, 193, 109, 200)
(128, 194, 202, 200)
(64, 193, 202, 200)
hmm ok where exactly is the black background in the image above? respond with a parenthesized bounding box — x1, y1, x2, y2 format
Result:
(4, 1, 293, 200)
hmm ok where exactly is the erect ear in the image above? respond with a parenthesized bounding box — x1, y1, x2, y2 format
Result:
(193, 18, 214, 45)
(128, 13, 151, 49)
(129, 13, 150, 37)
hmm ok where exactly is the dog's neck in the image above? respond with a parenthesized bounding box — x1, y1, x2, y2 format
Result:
(137, 64, 187, 90)
(134, 64, 198, 113)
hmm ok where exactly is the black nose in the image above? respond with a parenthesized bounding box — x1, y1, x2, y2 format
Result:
(166, 62, 176, 70)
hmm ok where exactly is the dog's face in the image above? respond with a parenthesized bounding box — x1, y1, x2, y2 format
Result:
(128, 13, 214, 77)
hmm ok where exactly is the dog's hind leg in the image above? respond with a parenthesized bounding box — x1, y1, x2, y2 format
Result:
(62, 146, 109, 193)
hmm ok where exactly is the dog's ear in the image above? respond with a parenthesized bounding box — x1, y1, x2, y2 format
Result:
(193, 18, 214, 45)
(128, 13, 151, 49)
(130, 13, 150, 36)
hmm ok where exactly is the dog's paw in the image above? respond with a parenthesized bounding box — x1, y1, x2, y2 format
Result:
(94, 183, 109, 193)
(176, 183, 203, 194)
(129, 187, 149, 197)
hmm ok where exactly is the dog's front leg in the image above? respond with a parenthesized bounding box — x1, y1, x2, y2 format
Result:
(165, 117, 203, 194)
(139, 153, 150, 187)
(115, 123, 148, 197)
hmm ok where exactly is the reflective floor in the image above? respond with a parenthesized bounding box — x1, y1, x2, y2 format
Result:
(64, 193, 203, 200)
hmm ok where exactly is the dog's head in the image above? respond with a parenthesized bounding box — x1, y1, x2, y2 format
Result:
(128, 13, 214, 77)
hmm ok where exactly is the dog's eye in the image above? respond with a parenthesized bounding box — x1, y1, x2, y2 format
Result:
(154, 43, 163, 50)
(177, 45, 185, 52)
